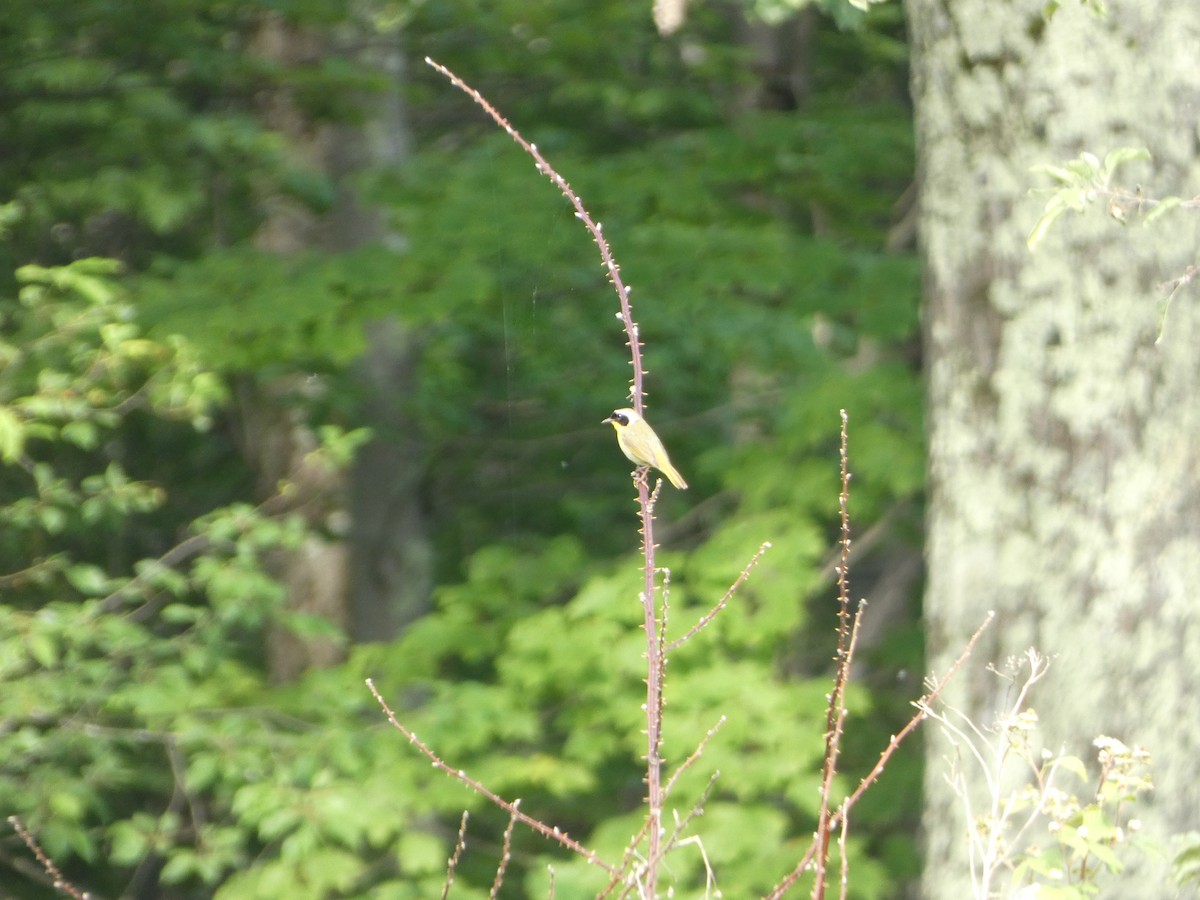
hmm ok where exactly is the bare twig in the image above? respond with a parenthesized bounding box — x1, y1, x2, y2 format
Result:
(94, 532, 214, 616)
(637, 477, 665, 891)
(599, 820, 652, 900)
(424, 57, 647, 410)
(490, 802, 520, 899)
(1158, 263, 1199, 297)
(441, 811, 470, 900)
(812, 599, 867, 900)
(424, 59, 707, 898)
(667, 542, 772, 651)
(8, 817, 91, 900)
(838, 810, 850, 900)
(670, 829, 721, 898)
(663, 716, 726, 798)
(0, 554, 67, 590)
(660, 770, 720, 864)
(813, 410, 857, 899)
(425, 59, 670, 892)
(366, 679, 621, 878)
(1093, 186, 1200, 216)
(766, 612, 996, 899)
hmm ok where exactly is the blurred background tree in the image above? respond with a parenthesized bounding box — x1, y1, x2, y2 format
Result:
(0, 0, 924, 896)
(909, 1, 1200, 896)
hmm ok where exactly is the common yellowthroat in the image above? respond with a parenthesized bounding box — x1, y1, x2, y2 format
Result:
(603, 408, 688, 490)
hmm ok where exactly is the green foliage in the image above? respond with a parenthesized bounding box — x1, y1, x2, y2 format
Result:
(1007, 736, 1156, 897)
(1174, 833, 1200, 888)
(1027, 147, 1153, 250)
(1, 0, 925, 896)
(136, 245, 411, 370)
(369, 94, 919, 569)
(927, 653, 1163, 898)
(1042, 0, 1109, 22)
(0, 254, 487, 899)
(1028, 145, 1199, 343)
(0, 0, 376, 273)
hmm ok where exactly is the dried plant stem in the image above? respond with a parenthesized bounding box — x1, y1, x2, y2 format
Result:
(812, 410, 857, 899)
(424, 57, 647, 410)
(812, 599, 866, 899)
(838, 811, 851, 900)
(8, 816, 91, 900)
(490, 802, 520, 899)
(426, 58, 675, 895)
(441, 811, 470, 900)
(667, 542, 772, 652)
(767, 612, 996, 899)
(923, 650, 1056, 895)
(424, 61, 790, 898)
(638, 478, 665, 895)
(599, 819, 653, 899)
(664, 717, 726, 797)
(366, 679, 621, 878)
(660, 771, 721, 864)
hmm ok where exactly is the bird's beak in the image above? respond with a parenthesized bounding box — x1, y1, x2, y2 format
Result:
(602, 414, 615, 425)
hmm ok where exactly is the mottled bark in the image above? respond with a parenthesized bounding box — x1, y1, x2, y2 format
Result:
(908, 1, 1200, 896)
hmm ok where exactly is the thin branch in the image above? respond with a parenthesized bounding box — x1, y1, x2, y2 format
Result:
(0, 554, 67, 590)
(813, 410, 857, 900)
(812, 599, 867, 900)
(766, 612, 996, 899)
(637, 469, 665, 892)
(1092, 186, 1200, 214)
(8, 817, 91, 900)
(490, 802, 520, 899)
(94, 532, 214, 615)
(440, 811, 469, 900)
(1158, 263, 1198, 296)
(424, 57, 647, 411)
(660, 770, 720, 861)
(663, 716, 726, 799)
(598, 820, 652, 900)
(837, 809, 850, 900)
(667, 542, 772, 652)
(424, 59, 680, 898)
(366, 679, 621, 878)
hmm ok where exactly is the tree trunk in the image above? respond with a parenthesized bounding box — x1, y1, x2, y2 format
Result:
(245, 13, 425, 677)
(349, 318, 433, 642)
(908, 1, 1200, 896)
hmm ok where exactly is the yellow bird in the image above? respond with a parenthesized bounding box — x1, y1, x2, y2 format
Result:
(603, 407, 688, 490)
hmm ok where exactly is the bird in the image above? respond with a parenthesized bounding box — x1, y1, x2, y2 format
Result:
(603, 407, 688, 490)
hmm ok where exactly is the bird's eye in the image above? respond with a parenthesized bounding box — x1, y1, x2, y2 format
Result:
(614, 413, 629, 425)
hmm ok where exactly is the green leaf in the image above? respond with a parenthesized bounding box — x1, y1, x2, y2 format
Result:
(108, 819, 153, 865)
(60, 420, 100, 450)
(65, 563, 113, 595)
(0, 406, 25, 462)
(1143, 195, 1182, 226)
(1102, 146, 1150, 174)
(395, 829, 446, 875)
(1056, 754, 1090, 783)
(160, 849, 203, 884)
(1028, 200, 1070, 250)
(26, 630, 60, 668)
